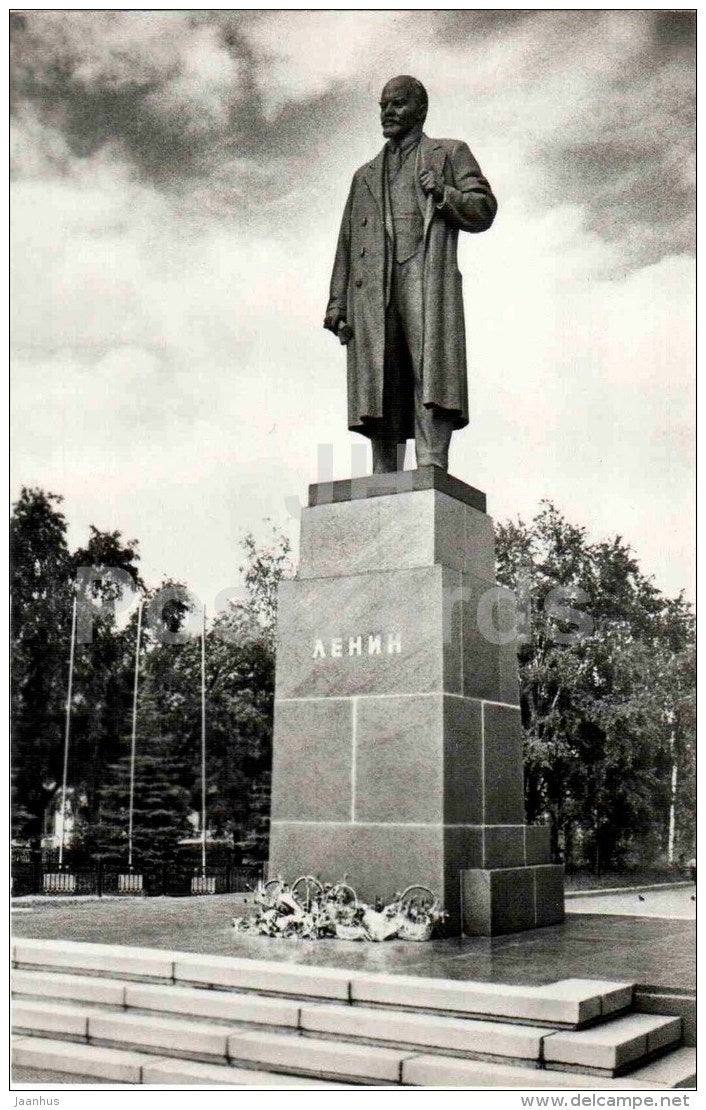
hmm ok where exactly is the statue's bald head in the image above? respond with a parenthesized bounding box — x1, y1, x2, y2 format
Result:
(379, 75, 428, 139)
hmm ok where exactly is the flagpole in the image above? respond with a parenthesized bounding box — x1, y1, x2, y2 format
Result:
(127, 599, 143, 871)
(201, 604, 207, 879)
(58, 595, 78, 870)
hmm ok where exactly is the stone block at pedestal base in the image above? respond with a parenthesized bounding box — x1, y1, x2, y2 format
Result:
(461, 865, 565, 937)
(269, 821, 486, 928)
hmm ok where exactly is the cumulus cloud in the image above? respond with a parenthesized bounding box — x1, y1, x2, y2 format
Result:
(10, 10, 695, 601)
(11, 10, 694, 262)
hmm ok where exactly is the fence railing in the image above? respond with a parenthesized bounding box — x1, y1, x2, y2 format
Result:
(11, 852, 264, 898)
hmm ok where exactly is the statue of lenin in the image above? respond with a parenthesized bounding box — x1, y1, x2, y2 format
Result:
(324, 76, 497, 473)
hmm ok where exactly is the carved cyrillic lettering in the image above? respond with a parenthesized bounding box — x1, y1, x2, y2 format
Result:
(312, 632, 403, 659)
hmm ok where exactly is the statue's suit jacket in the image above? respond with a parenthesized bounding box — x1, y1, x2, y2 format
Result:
(326, 134, 497, 436)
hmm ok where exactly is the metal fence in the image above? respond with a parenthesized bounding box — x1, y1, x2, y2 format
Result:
(11, 849, 264, 898)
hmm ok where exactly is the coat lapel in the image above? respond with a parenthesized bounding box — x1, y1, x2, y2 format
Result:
(363, 147, 386, 220)
(416, 136, 447, 237)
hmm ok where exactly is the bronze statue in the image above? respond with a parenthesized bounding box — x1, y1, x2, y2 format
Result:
(324, 75, 497, 473)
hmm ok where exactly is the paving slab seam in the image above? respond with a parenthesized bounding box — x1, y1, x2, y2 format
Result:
(172, 979, 346, 1002)
(398, 1052, 420, 1085)
(299, 1027, 543, 1069)
(123, 1007, 297, 1034)
(537, 1028, 558, 1069)
(14, 1029, 89, 1046)
(15, 962, 169, 985)
(89, 1037, 227, 1065)
(14, 993, 126, 1014)
(547, 1062, 633, 1079)
(224, 1055, 396, 1087)
(347, 1000, 579, 1028)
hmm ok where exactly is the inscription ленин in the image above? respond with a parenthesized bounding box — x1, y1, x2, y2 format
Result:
(312, 633, 402, 659)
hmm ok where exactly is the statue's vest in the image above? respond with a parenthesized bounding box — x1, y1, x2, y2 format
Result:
(387, 149, 424, 263)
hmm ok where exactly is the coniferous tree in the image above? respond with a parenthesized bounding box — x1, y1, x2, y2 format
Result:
(79, 733, 192, 872)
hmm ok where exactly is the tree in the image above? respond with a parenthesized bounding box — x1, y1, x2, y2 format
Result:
(132, 529, 292, 864)
(496, 501, 695, 870)
(11, 489, 142, 845)
(68, 526, 142, 827)
(238, 524, 292, 647)
(212, 525, 292, 859)
(77, 733, 192, 872)
(11, 488, 73, 843)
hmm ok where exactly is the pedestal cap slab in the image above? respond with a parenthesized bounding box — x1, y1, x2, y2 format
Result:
(299, 488, 495, 580)
(309, 467, 486, 512)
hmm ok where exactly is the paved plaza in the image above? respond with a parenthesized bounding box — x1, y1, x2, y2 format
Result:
(12, 889, 695, 992)
(566, 885, 696, 921)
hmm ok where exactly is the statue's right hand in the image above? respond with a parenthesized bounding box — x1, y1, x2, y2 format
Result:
(323, 310, 345, 334)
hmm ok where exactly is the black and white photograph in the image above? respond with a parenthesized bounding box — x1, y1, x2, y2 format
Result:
(10, 7, 695, 1095)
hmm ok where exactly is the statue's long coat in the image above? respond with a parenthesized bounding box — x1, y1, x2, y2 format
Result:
(326, 134, 497, 437)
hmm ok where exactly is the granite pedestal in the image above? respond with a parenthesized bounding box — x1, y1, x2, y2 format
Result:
(268, 469, 564, 934)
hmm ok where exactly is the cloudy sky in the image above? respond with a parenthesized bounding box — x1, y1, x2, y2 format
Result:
(11, 9, 695, 607)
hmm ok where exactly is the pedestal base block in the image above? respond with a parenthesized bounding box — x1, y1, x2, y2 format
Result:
(461, 864, 565, 936)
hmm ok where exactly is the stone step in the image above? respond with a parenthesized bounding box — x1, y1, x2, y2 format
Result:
(628, 1047, 696, 1089)
(400, 1054, 690, 1089)
(14, 969, 126, 1008)
(544, 1013, 683, 1076)
(347, 972, 632, 1026)
(13, 938, 174, 982)
(13, 970, 302, 1029)
(13, 999, 90, 1041)
(13, 970, 552, 1063)
(13, 1034, 692, 1090)
(227, 1029, 408, 1083)
(13, 1001, 231, 1060)
(299, 1001, 549, 1063)
(12, 938, 634, 1028)
(11, 1037, 352, 1087)
(12, 995, 686, 1085)
(12, 1000, 408, 1084)
(635, 987, 696, 1046)
(17, 970, 649, 1072)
